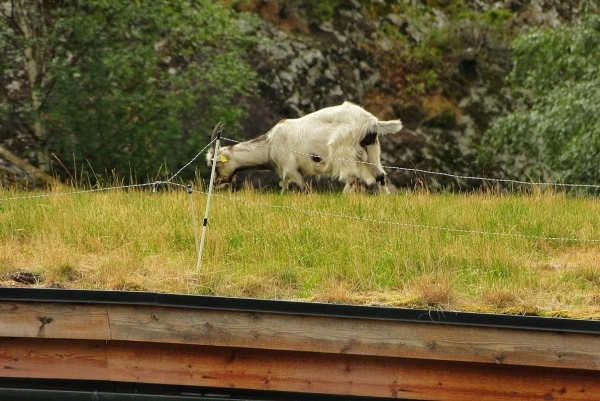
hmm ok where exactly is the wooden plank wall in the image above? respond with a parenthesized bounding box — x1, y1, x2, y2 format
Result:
(1, 301, 600, 400)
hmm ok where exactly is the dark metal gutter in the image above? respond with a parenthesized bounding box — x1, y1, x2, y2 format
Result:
(0, 379, 384, 401)
(0, 388, 235, 401)
(1, 287, 599, 334)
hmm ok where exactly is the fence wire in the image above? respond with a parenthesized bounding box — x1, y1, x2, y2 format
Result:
(166, 139, 215, 183)
(1, 138, 599, 244)
(0, 137, 216, 202)
(0, 182, 160, 202)
(220, 137, 600, 190)
(199, 190, 600, 244)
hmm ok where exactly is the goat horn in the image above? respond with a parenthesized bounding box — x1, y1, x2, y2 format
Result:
(210, 122, 224, 143)
(208, 122, 224, 160)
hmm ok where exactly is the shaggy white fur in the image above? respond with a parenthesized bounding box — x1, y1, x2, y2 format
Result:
(207, 102, 402, 194)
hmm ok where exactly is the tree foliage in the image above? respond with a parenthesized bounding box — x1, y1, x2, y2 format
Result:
(479, 15, 600, 185)
(0, 0, 256, 182)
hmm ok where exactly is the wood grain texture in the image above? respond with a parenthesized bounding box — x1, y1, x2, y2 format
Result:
(3, 300, 600, 399)
(0, 302, 110, 340)
(0, 337, 109, 380)
(3, 337, 599, 400)
(107, 304, 600, 371)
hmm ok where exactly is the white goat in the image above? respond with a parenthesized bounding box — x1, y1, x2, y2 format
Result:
(206, 102, 402, 194)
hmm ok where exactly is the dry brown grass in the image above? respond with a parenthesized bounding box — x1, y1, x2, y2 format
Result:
(1, 185, 600, 318)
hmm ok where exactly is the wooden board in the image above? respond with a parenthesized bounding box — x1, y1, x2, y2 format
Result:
(2, 337, 599, 400)
(0, 337, 109, 381)
(106, 304, 600, 371)
(3, 301, 599, 372)
(0, 302, 110, 340)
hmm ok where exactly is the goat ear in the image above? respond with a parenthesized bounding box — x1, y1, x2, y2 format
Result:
(220, 155, 228, 163)
(206, 147, 215, 166)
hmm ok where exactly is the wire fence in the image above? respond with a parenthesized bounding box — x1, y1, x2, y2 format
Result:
(220, 137, 600, 190)
(2, 137, 599, 250)
(201, 189, 600, 243)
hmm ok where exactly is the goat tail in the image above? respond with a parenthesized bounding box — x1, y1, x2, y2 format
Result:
(376, 120, 402, 135)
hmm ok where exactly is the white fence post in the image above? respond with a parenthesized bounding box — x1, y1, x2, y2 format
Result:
(196, 123, 222, 272)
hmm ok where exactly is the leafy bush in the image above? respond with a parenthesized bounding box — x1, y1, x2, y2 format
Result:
(0, 0, 256, 182)
(306, 0, 340, 21)
(479, 15, 600, 185)
(375, 0, 515, 129)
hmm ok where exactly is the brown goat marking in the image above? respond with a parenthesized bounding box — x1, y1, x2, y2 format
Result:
(359, 131, 378, 148)
(206, 103, 401, 194)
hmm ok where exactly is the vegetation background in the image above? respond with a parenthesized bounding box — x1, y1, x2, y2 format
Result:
(1, 0, 599, 188)
(2, 186, 600, 318)
(1, 0, 600, 318)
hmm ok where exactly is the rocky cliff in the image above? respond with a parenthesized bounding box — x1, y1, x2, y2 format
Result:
(234, 0, 588, 191)
(0, 146, 53, 190)
(2, 0, 588, 190)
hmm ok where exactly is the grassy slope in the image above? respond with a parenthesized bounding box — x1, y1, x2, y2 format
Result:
(1, 185, 599, 319)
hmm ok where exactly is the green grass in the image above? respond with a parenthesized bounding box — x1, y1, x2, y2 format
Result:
(1, 185, 600, 318)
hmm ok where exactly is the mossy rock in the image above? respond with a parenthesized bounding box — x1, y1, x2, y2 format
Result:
(422, 95, 461, 129)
